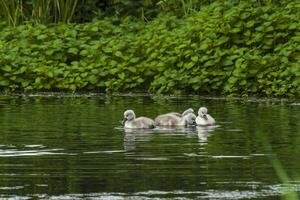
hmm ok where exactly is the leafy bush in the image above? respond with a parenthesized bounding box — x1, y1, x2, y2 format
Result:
(0, 1, 299, 96)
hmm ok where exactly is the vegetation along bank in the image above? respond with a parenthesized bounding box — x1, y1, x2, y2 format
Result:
(0, 1, 299, 97)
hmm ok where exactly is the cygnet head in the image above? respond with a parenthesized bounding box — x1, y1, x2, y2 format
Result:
(198, 107, 208, 120)
(122, 110, 136, 125)
(184, 113, 197, 126)
(182, 108, 194, 116)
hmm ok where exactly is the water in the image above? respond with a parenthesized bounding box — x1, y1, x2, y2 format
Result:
(0, 94, 299, 199)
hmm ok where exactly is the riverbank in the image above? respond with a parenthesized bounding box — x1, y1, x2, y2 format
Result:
(0, 92, 299, 104)
(0, 1, 299, 97)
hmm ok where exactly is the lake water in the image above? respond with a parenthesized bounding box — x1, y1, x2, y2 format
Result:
(0, 94, 299, 199)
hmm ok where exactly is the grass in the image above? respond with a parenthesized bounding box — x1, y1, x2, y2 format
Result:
(0, 0, 78, 26)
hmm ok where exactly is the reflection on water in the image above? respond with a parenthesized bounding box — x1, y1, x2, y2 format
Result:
(1, 183, 300, 199)
(0, 94, 299, 199)
(0, 144, 65, 157)
(197, 125, 218, 144)
(123, 132, 154, 152)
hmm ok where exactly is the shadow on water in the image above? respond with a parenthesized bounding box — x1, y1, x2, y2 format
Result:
(0, 94, 299, 199)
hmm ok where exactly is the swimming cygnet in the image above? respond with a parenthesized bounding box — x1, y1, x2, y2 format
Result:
(167, 108, 194, 117)
(122, 110, 155, 129)
(155, 112, 197, 127)
(196, 107, 215, 126)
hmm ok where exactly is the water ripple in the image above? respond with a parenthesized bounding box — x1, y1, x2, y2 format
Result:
(211, 155, 252, 159)
(83, 150, 127, 154)
(0, 186, 24, 190)
(0, 148, 65, 157)
(2, 183, 298, 200)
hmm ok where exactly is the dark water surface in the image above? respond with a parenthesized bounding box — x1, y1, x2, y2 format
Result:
(0, 94, 299, 199)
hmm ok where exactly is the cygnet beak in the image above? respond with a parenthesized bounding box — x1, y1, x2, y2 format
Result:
(203, 114, 208, 120)
(121, 118, 127, 126)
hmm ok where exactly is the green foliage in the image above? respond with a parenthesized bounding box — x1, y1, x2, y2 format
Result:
(0, 1, 300, 96)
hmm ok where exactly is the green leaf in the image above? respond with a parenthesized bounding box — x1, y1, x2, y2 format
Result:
(244, 30, 251, 37)
(240, 80, 247, 86)
(91, 26, 98, 32)
(246, 21, 255, 28)
(137, 78, 143, 83)
(255, 26, 264, 32)
(235, 58, 244, 68)
(118, 73, 125, 79)
(37, 34, 47, 40)
(199, 43, 208, 50)
(2, 65, 12, 72)
(129, 57, 139, 63)
(10, 76, 17, 81)
(223, 58, 233, 66)
(184, 62, 194, 69)
(217, 36, 229, 45)
(229, 28, 240, 33)
(265, 26, 274, 32)
(115, 51, 123, 57)
(21, 80, 31, 87)
(241, 12, 250, 20)
(68, 48, 78, 54)
(46, 50, 54, 55)
(191, 56, 198, 62)
(69, 84, 76, 91)
(47, 71, 54, 78)
(128, 67, 137, 73)
(81, 72, 88, 78)
(0, 80, 9, 86)
(178, 44, 187, 49)
(80, 50, 89, 56)
(35, 77, 41, 85)
(228, 77, 237, 84)
(204, 60, 215, 67)
(89, 75, 98, 84)
(289, 23, 297, 30)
